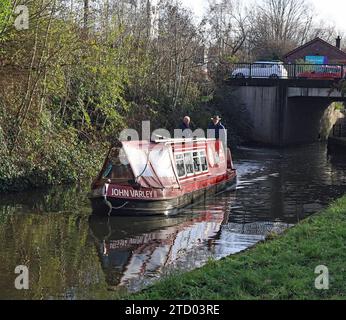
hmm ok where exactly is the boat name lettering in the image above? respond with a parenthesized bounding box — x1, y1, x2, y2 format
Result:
(111, 188, 155, 198)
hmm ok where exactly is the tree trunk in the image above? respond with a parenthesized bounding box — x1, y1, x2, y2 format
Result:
(84, 0, 89, 37)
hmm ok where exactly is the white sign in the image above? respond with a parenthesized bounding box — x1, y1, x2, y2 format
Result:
(111, 188, 156, 199)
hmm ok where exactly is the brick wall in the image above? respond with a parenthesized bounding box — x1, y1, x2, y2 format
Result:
(285, 41, 346, 64)
(333, 115, 346, 137)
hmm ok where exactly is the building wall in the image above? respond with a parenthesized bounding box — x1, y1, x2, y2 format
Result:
(284, 41, 346, 64)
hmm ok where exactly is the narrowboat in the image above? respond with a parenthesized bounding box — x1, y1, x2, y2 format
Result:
(89, 138, 237, 216)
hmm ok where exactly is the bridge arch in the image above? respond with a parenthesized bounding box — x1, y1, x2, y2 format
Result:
(229, 79, 345, 146)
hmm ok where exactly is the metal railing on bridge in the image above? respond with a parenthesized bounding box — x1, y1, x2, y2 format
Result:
(228, 62, 346, 80)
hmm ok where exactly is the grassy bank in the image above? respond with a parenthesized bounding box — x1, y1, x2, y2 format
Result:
(127, 196, 346, 300)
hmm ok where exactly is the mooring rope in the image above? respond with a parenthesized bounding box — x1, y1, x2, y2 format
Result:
(106, 200, 130, 216)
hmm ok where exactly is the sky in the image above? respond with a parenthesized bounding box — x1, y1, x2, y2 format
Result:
(181, 0, 346, 33)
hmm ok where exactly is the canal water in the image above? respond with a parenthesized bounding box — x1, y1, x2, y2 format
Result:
(0, 143, 345, 299)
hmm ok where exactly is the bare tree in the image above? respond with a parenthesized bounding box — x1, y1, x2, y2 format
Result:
(249, 0, 314, 60)
(151, 1, 206, 110)
(206, 0, 250, 81)
(208, 0, 249, 56)
(309, 20, 346, 44)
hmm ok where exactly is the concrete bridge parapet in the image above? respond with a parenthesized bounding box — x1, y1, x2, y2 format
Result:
(288, 87, 345, 100)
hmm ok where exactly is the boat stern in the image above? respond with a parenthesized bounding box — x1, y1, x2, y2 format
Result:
(88, 183, 113, 216)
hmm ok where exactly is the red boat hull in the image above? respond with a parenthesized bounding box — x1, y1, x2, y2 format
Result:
(90, 171, 237, 216)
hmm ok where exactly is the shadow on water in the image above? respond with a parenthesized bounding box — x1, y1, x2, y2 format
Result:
(1, 143, 346, 298)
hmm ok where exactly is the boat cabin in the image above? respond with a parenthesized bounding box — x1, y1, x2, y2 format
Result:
(93, 138, 232, 190)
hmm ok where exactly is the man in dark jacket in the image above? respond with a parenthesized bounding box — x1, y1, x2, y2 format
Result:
(208, 115, 226, 140)
(180, 116, 191, 130)
(208, 115, 227, 154)
(179, 116, 193, 138)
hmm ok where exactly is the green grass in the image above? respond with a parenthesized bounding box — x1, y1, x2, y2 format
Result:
(124, 196, 346, 300)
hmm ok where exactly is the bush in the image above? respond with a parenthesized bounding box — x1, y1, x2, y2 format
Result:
(0, 118, 106, 192)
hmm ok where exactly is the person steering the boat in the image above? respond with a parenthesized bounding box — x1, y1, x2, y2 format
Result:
(208, 115, 227, 153)
(208, 115, 226, 139)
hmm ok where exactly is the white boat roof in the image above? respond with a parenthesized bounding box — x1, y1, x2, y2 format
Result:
(153, 137, 216, 144)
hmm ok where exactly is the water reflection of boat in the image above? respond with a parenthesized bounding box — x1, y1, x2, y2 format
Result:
(89, 210, 227, 288)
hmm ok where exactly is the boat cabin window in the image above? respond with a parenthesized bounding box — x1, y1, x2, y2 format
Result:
(102, 148, 134, 183)
(193, 152, 201, 173)
(175, 154, 186, 177)
(184, 153, 194, 176)
(199, 151, 208, 172)
(175, 150, 208, 178)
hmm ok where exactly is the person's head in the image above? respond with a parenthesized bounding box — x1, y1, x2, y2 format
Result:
(211, 115, 221, 125)
(183, 116, 191, 126)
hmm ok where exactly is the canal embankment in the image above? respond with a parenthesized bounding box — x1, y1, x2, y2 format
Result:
(328, 136, 346, 153)
(328, 110, 346, 153)
(127, 195, 346, 300)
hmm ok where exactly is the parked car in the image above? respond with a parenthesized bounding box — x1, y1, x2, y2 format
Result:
(297, 65, 345, 79)
(231, 61, 288, 79)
